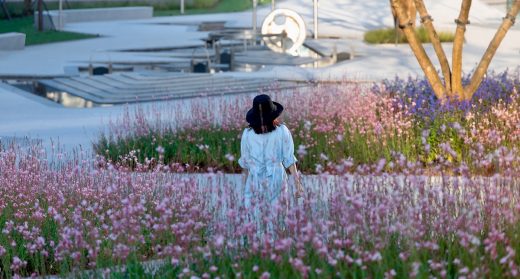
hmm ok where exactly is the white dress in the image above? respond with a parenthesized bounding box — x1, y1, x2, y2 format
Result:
(238, 124, 297, 205)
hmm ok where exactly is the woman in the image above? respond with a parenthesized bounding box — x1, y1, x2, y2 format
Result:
(238, 94, 303, 207)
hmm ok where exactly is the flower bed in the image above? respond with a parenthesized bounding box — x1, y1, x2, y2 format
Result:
(95, 71, 520, 176)
(2, 146, 520, 277)
(2, 71, 520, 277)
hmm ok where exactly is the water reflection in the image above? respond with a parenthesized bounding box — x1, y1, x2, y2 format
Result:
(45, 91, 97, 108)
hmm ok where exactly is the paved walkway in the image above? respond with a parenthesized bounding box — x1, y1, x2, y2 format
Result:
(0, 83, 129, 151)
(0, 0, 517, 78)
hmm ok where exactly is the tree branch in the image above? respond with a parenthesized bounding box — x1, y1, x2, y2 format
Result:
(452, 0, 472, 99)
(414, 0, 452, 93)
(464, 0, 520, 99)
(391, 0, 447, 101)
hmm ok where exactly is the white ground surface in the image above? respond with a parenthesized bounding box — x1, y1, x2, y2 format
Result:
(0, 0, 519, 152)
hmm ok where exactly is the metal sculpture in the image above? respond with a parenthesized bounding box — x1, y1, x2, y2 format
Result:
(261, 8, 306, 56)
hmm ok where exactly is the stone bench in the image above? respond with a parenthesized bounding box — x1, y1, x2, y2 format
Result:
(34, 6, 153, 30)
(0, 32, 26, 50)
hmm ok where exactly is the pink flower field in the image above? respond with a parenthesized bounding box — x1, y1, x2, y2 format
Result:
(2, 145, 520, 278)
(1, 72, 520, 278)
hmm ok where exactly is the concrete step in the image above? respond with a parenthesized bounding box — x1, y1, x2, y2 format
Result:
(39, 73, 301, 105)
(59, 76, 269, 95)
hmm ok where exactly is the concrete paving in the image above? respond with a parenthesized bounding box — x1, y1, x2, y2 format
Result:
(0, 82, 117, 151)
(0, 0, 518, 78)
(0, 0, 519, 153)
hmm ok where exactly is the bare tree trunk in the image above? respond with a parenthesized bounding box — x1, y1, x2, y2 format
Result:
(390, 0, 447, 101)
(414, 0, 452, 93)
(464, 0, 520, 99)
(393, 0, 518, 102)
(37, 0, 42, 32)
(452, 0, 472, 99)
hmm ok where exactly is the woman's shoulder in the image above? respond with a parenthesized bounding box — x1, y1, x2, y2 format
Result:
(242, 127, 251, 136)
(277, 123, 290, 133)
(242, 125, 289, 137)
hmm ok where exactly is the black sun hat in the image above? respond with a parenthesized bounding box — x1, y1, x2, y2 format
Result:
(246, 94, 284, 126)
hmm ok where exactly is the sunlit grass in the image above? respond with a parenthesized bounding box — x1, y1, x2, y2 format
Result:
(364, 26, 455, 44)
(0, 16, 97, 45)
(154, 0, 271, 16)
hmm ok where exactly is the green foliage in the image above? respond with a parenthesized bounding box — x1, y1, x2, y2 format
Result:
(95, 99, 520, 175)
(95, 120, 418, 173)
(364, 27, 455, 44)
(102, 235, 516, 278)
(0, 17, 96, 45)
(0, 207, 59, 277)
(96, 128, 242, 172)
(0, 0, 220, 19)
(154, 0, 270, 17)
(0, 0, 266, 18)
(415, 111, 467, 164)
(1, 0, 273, 44)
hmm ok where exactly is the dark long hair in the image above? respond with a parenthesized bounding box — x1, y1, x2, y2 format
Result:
(249, 118, 281, 134)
